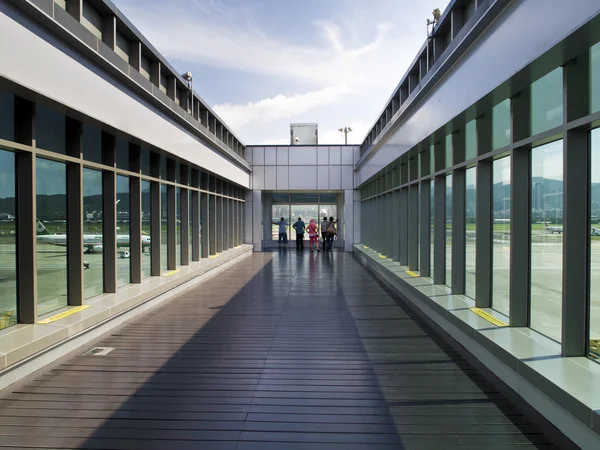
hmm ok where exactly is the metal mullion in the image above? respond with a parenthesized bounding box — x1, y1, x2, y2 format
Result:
(181, 187, 189, 265)
(399, 188, 409, 266)
(167, 185, 176, 270)
(130, 176, 142, 283)
(191, 190, 200, 261)
(102, 170, 117, 293)
(420, 179, 431, 277)
(434, 176, 446, 285)
(66, 162, 83, 305)
(475, 159, 493, 307)
(408, 184, 419, 270)
(452, 169, 466, 294)
(150, 181, 161, 276)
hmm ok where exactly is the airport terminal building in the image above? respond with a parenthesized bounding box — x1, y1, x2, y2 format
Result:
(1, 0, 600, 448)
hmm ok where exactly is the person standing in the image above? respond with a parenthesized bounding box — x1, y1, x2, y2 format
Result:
(320, 216, 329, 250)
(325, 216, 337, 251)
(307, 219, 320, 253)
(273, 217, 288, 247)
(292, 217, 306, 250)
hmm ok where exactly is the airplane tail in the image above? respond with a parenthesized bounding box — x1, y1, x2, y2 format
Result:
(36, 219, 51, 236)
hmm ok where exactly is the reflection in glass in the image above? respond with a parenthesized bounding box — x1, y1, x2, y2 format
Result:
(589, 128, 600, 358)
(492, 157, 511, 316)
(492, 99, 511, 150)
(0, 91, 15, 141)
(531, 68, 563, 136)
(176, 187, 182, 265)
(465, 120, 477, 161)
(36, 158, 67, 315)
(82, 168, 103, 299)
(161, 184, 168, 273)
(82, 123, 102, 164)
(530, 140, 563, 342)
(445, 174, 453, 287)
(0, 150, 16, 330)
(116, 176, 130, 287)
(417, 184, 421, 270)
(36, 104, 66, 154)
(592, 43, 600, 114)
(445, 135, 453, 168)
(465, 168, 476, 299)
(141, 181, 151, 278)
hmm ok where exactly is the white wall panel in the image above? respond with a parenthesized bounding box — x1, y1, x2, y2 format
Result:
(329, 146, 341, 165)
(318, 146, 329, 165)
(289, 146, 317, 165)
(251, 190, 262, 251)
(277, 147, 289, 165)
(264, 147, 277, 165)
(252, 166, 264, 190)
(344, 189, 354, 251)
(317, 166, 329, 190)
(329, 166, 341, 190)
(265, 166, 277, 190)
(341, 166, 354, 190)
(342, 147, 354, 165)
(276, 166, 289, 190)
(253, 147, 265, 166)
(289, 166, 317, 190)
(0, 4, 250, 187)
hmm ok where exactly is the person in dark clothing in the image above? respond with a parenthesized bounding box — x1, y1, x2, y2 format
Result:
(292, 217, 306, 250)
(325, 216, 337, 251)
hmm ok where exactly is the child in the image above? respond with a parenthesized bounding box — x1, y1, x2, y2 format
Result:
(307, 219, 320, 253)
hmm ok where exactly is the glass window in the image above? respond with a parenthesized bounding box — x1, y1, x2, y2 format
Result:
(492, 99, 511, 149)
(161, 184, 168, 273)
(271, 193, 289, 204)
(465, 120, 477, 161)
(465, 168, 476, 299)
(589, 128, 600, 358)
(272, 204, 290, 241)
(291, 193, 318, 203)
(0, 91, 15, 141)
(530, 140, 563, 342)
(36, 104, 66, 154)
(0, 150, 16, 330)
(142, 180, 151, 278)
(117, 176, 130, 287)
(430, 181, 434, 279)
(592, 42, 600, 114)
(445, 135, 453, 168)
(320, 193, 337, 203)
(189, 190, 194, 260)
(176, 187, 182, 265)
(36, 158, 67, 316)
(140, 147, 151, 176)
(492, 157, 511, 316)
(82, 168, 103, 299)
(430, 144, 435, 174)
(417, 184, 421, 270)
(82, 123, 102, 164)
(445, 174, 453, 287)
(531, 68, 563, 136)
(115, 137, 130, 171)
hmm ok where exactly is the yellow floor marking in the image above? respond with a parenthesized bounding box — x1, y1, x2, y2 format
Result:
(406, 271, 419, 277)
(39, 305, 91, 324)
(470, 308, 508, 327)
(378, 254, 387, 259)
(162, 270, 180, 277)
(363, 245, 369, 249)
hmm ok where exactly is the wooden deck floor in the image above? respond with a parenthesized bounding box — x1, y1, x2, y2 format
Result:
(0, 252, 566, 449)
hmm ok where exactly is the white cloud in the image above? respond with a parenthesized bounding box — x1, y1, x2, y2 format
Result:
(113, 0, 449, 144)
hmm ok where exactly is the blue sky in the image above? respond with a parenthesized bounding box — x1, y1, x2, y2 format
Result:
(112, 0, 449, 145)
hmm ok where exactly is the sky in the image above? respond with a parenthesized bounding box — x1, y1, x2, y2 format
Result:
(112, 0, 449, 146)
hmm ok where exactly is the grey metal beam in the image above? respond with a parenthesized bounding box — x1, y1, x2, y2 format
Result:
(452, 169, 466, 294)
(102, 133, 117, 293)
(408, 184, 419, 270)
(201, 192, 209, 258)
(66, 0, 82, 21)
(102, 15, 116, 50)
(16, 151, 36, 324)
(399, 188, 409, 266)
(191, 190, 200, 261)
(475, 159, 493, 307)
(393, 190, 401, 261)
(216, 196, 223, 253)
(130, 176, 142, 283)
(434, 176, 446, 285)
(167, 185, 176, 270)
(509, 147, 530, 327)
(420, 179, 431, 278)
(209, 194, 217, 256)
(385, 193, 393, 257)
(181, 188, 189, 265)
(150, 181, 161, 276)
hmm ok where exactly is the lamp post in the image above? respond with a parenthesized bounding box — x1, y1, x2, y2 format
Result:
(338, 127, 352, 145)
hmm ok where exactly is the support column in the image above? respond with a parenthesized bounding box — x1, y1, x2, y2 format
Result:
(408, 184, 419, 270)
(420, 180, 431, 278)
(434, 176, 446, 285)
(130, 176, 142, 283)
(102, 133, 117, 293)
(510, 148, 530, 327)
(201, 192, 209, 258)
(191, 190, 200, 261)
(452, 170, 466, 294)
(384, 193, 393, 257)
(392, 190, 401, 261)
(562, 53, 590, 356)
(399, 188, 409, 266)
(167, 185, 176, 270)
(475, 159, 493, 307)
(181, 188, 189, 265)
(216, 196, 223, 253)
(150, 182, 161, 276)
(209, 194, 217, 256)
(66, 118, 83, 305)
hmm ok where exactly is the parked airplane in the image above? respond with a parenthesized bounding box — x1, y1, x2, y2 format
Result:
(36, 219, 151, 253)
